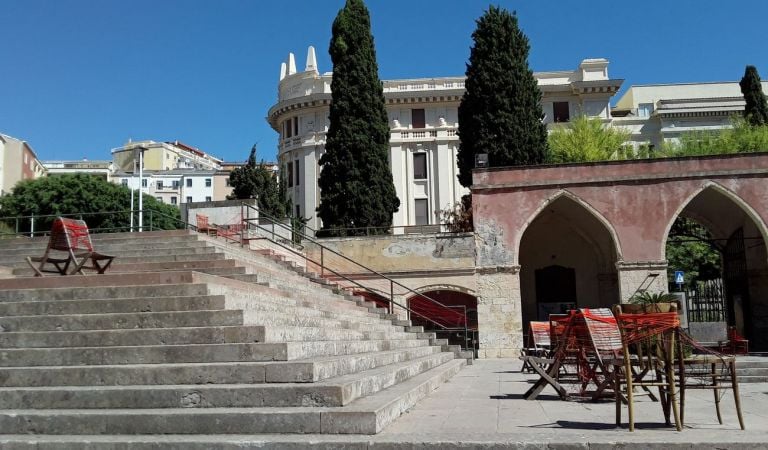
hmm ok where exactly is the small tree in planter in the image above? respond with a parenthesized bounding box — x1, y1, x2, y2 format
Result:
(624, 291, 680, 314)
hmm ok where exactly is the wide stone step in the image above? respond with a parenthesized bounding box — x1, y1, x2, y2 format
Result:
(0, 234, 203, 253)
(11, 259, 239, 276)
(0, 309, 244, 333)
(0, 240, 212, 258)
(0, 359, 465, 434)
(0, 346, 442, 387)
(0, 325, 415, 348)
(0, 246, 223, 265)
(4, 252, 228, 269)
(0, 295, 227, 317)
(0, 283, 210, 302)
(0, 352, 456, 409)
(0, 339, 431, 367)
(240, 309, 399, 332)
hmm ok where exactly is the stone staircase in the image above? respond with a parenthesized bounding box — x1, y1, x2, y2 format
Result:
(0, 230, 467, 437)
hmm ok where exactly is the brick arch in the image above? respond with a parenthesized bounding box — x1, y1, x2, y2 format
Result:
(659, 181, 768, 261)
(411, 284, 476, 296)
(513, 189, 623, 265)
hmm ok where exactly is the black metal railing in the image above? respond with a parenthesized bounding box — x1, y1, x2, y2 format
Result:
(686, 278, 727, 323)
(240, 204, 471, 351)
(0, 210, 189, 238)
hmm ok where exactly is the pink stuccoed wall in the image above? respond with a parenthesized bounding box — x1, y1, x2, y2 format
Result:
(470, 152, 768, 356)
(472, 153, 768, 265)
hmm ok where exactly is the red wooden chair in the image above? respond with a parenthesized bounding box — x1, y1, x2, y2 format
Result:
(719, 326, 749, 355)
(26, 217, 115, 276)
(196, 214, 217, 236)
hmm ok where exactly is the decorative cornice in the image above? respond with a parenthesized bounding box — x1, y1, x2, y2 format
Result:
(615, 260, 668, 271)
(476, 265, 521, 275)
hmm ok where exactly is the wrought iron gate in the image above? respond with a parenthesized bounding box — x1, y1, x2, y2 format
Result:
(723, 227, 752, 335)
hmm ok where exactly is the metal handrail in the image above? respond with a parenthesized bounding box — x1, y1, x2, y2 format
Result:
(0, 209, 189, 237)
(241, 204, 470, 350)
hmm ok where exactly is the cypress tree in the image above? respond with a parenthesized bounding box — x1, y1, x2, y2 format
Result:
(739, 65, 768, 126)
(317, 0, 399, 236)
(228, 145, 290, 218)
(456, 7, 548, 188)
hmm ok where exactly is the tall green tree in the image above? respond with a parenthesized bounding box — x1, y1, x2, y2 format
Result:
(228, 145, 290, 218)
(317, 0, 399, 236)
(0, 174, 181, 233)
(456, 6, 548, 188)
(548, 115, 630, 163)
(739, 65, 768, 126)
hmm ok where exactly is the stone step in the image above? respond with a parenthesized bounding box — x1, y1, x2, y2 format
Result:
(11, 259, 239, 276)
(0, 240, 211, 257)
(0, 282, 210, 302)
(0, 295, 228, 317)
(0, 246, 223, 265)
(0, 339, 432, 367)
(0, 229, 194, 247)
(738, 375, 768, 383)
(0, 309, 244, 333)
(0, 346, 443, 387)
(0, 234, 203, 252)
(241, 310, 402, 334)
(4, 251, 228, 269)
(0, 359, 466, 434)
(0, 324, 416, 348)
(0, 352, 457, 409)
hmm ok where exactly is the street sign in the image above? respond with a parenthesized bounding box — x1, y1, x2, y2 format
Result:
(674, 271, 684, 285)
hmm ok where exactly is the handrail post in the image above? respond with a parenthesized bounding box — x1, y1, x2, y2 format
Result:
(463, 305, 469, 352)
(320, 247, 324, 277)
(15, 217, 19, 234)
(390, 280, 394, 315)
(30, 216, 35, 238)
(149, 210, 153, 231)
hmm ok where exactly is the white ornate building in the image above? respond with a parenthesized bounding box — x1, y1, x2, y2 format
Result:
(268, 47, 623, 230)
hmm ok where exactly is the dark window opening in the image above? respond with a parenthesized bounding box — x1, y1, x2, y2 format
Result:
(412, 109, 426, 128)
(553, 102, 570, 123)
(413, 153, 427, 179)
(415, 199, 429, 225)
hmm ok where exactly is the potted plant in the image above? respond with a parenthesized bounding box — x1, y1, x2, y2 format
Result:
(622, 291, 680, 314)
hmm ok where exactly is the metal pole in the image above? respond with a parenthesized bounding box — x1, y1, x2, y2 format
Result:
(138, 148, 144, 232)
(149, 210, 153, 231)
(30, 217, 34, 238)
(320, 247, 324, 277)
(390, 280, 394, 315)
(130, 187, 134, 232)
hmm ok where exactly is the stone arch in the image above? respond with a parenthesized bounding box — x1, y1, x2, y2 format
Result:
(514, 189, 623, 265)
(411, 283, 476, 296)
(517, 190, 622, 324)
(660, 181, 768, 261)
(661, 181, 768, 350)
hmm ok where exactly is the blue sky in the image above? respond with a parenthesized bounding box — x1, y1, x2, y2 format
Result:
(2, 0, 766, 163)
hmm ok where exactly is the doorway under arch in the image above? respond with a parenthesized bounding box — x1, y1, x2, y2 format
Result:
(664, 186, 768, 351)
(407, 289, 478, 351)
(518, 195, 620, 328)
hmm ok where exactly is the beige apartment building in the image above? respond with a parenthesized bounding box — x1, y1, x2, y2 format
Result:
(0, 133, 46, 195)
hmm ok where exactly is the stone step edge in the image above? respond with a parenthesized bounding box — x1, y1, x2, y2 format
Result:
(0, 359, 466, 435)
(0, 352, 457, 408)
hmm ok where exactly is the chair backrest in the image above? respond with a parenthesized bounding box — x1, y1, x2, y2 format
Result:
(49, 217, 94, 253)
(196, 214, 209, 229)
(580, 308, 623, 354)
(529, 321, 551, 348)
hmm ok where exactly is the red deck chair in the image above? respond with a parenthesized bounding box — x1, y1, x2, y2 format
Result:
(719, 326, 749, 355)
(196, 214, 217, 236)
(26, 217, 115, 276)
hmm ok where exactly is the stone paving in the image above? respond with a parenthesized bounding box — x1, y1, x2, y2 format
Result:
(3, 358, 766, 449)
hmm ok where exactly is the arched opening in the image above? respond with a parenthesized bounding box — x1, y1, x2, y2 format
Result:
(518, 194, 620, 330)
(664, 186, 768, 351)
(407, 289, 478, 352)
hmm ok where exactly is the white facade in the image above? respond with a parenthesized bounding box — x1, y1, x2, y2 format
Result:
(43, 160, 114, 180)
(111, 140, 223, 173)
(114, 170, 216, 207)
(0, 133, 46, 195)
(612, 81, 768, 149)
(268, 47, 622, 230)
